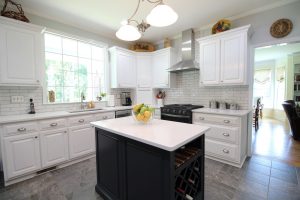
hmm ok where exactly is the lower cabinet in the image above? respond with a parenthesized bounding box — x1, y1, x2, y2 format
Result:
(40, 128, 69, 167)
(4, 133, 41, 179)
(69, 125, 95, 159)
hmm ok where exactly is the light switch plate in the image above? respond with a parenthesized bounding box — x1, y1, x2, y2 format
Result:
(11, 96, 24, 103)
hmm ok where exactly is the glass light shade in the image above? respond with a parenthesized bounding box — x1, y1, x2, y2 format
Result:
(146, 4, 178, 27)
(116, 24, 141, 41)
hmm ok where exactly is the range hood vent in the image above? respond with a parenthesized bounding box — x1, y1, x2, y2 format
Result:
(167, 29, 199, 72)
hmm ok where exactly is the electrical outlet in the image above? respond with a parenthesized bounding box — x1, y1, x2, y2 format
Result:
(11, 96, 24, 103)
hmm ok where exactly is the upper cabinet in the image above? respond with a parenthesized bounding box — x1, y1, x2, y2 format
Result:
(152, 47, 176, 88)
(136, 53, 152, 88)
(0, 16, 45, 86)
(197, 25, 250, 86)
(110, 47, 137, 88)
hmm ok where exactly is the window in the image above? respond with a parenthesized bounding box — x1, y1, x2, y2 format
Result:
(254, 68, 273, 108)
(44, 33, 107, 103)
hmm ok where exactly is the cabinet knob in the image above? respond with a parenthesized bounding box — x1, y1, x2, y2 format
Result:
(222, 149, 229, 154)
(34, 136, 38, 139)
(50, 123, 58, 127)
(199, 117, 205, 120)
(64, 131, 67, 133)
(103, 116, 108, 119)
(36, 80, 40, 83)
(223, 133, 230, 137)
(17, 127, 26, 132)
(220, 80, 224, 82)
(223, 120, 230, 124)
(78, 119, 85, 123)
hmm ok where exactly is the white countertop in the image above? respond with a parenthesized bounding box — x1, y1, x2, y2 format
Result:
(192, 108, 251, 116)
(0, 106, 132, 124)
(91, 117, 209, 151)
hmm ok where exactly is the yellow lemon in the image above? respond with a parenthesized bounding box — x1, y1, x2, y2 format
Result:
(144, 111, 151, 118)
(136, 113, 144, 121)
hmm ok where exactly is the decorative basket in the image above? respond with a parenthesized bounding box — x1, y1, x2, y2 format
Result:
(212, 19, 231, 34)
(1, 0, 30, 23)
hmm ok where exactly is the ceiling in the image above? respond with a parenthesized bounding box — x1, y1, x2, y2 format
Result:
(255, 42, 300, 62)
(12, 0, 297, 43)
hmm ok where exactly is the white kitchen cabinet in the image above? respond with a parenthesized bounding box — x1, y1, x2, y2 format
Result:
(197, 25, 250, 86)
(0, 16, 44, 86)
(136, 88, 153, 105)
(40, 128, 69, 167)
(136, 54, 152, 88)
(152, 47, 176, 88)
(110, 47, 137, 88)
(69, 125, 95, 159)
(3, 133, 41, 179)
(199, 39, 220, 85)
(193, 112, 248, 168)
(220, 33, 246, 84)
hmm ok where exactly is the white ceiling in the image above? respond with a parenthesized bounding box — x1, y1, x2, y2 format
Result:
(14, 0, 298, 43)
(255, 42, 300, 62)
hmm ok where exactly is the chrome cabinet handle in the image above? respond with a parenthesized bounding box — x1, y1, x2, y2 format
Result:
(17, 127, 26, 132)
(78, 119, 85, 123)
(223, 149, 230, 154)
(223, 120, 230, 123)
(223, 133, 230, 137)
(50, 123, 58, 127)
(199, 117, 205, 120)
(103, 116, 108, 119)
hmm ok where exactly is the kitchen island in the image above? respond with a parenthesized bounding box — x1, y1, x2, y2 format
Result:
(91, 117, 209, 200)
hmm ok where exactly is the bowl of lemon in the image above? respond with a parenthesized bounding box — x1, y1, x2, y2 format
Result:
(132, 104, 154, 124)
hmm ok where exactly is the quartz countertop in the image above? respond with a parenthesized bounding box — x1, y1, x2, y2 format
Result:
(192, 108, 251, 116)
(91, 117, 209, 151)
(0, 106, 132, 124)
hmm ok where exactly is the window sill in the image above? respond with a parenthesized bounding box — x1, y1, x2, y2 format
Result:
(43, 101, 107, 105)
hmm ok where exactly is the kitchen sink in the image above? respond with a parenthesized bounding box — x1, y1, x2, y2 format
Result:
(69, 108, 104, 113)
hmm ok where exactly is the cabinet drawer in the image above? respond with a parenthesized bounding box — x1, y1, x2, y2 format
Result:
(206, 139, 238, 162)
(95, 112, 115, 121)
(39, 118, 67, 130)
(69, 115, 94, 126)
(4, 122, 38, 136)
(193, 113, 240, 126)
(203, 124, 238, 144)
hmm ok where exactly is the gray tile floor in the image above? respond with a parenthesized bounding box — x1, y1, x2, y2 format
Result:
(1, 156, 300, 200)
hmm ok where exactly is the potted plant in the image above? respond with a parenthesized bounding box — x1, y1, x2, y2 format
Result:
(156, 90, 165, 107)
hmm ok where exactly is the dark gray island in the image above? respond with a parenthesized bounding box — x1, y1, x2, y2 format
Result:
(91, 117, 209, 200)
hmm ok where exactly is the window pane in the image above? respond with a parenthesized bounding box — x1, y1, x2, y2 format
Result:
(64, 71, 79, 87)
(63, 55, 78, 71)
(93, 87, 100, 99)
(86, 88, 93, 101)
(92, 60, 105, 75)
(64, 87, 79, 102)
(79, 58, 91, 74)
(78, 42, 91, 58)
(92, 46, 104, 60)
(63, 38, 77, 56)
(45, 34, 62, 53)
(45, 52, 62, 72)
(87, 73, 93, 87)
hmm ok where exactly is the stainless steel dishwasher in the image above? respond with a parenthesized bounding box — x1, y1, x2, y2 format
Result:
(115, 109, 132, 118)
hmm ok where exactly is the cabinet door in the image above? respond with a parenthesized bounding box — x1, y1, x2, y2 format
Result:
(199, 39, 220, 86)
(40, 128, 69, 167)
(4, 133, 41, 179)
(117, 51, 136, 88)
(152, 51, 170, 88)
(0, 24, 42, 85)
(96, 129, 125, 200)
(136, 88, 153, 105)
(220, 33, 246, 84)
(136, 55, 152, 88)
(69, 125, 95, 159)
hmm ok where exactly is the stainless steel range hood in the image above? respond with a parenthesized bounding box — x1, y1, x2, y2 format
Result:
(167, 29, 199, 72)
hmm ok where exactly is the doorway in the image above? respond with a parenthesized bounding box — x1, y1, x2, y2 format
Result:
(252, 42, 300, 166)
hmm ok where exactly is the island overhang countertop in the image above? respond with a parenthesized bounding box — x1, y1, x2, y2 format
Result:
(91, 117, 210, 151)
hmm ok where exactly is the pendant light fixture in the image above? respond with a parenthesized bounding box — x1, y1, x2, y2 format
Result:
(116, 0, 178, 41)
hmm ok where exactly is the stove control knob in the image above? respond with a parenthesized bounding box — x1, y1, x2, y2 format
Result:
(182, 110, 186, 115)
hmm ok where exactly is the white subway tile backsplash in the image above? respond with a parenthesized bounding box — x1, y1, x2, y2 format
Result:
(160, 71, 250, 110)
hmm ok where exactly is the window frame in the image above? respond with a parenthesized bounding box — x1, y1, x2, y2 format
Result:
(42, 29, 109, 104)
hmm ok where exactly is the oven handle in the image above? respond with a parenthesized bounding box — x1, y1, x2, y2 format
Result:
(161, 113, 190, 119)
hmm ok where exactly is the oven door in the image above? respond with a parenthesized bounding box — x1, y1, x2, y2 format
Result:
(161, 113, 191, 124)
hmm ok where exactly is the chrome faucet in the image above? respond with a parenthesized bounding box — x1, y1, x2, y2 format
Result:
(80, 92, 87, 110)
